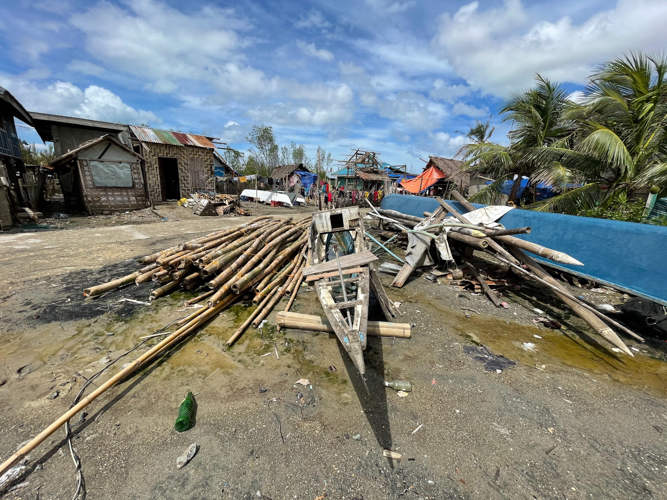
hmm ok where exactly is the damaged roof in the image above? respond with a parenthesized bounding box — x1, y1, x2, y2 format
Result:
(129, 126, 216, 149)
(50, 134, 145, 167)
(426, 156, 470, 191)
(355, 168, 389, 181)
(0, 86, 33, 126)
(270, 163, 310, 179)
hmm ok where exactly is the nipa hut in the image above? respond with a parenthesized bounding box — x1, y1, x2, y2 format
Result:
(50, 134, 147, 214)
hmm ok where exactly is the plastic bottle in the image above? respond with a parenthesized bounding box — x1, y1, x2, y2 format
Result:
(174, 391, 195, 432)
(383, 380, 412, 392)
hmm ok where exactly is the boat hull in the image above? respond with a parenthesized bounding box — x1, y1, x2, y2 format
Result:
(381, 193, 667, 306)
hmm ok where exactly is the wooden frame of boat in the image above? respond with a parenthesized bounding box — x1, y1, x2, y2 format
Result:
(308, 207, 371, 375)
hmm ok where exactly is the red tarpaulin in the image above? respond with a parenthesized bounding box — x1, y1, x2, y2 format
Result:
(400, 166, 446, 194)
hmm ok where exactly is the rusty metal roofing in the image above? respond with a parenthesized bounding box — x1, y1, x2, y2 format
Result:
(129, 125, 215, 149)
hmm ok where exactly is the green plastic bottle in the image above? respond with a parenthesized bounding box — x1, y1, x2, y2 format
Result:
(174, 391, 195, 432)
(384, 380, 412, 392)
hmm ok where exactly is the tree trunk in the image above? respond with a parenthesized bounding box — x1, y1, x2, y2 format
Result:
(507, 175, 523, 203)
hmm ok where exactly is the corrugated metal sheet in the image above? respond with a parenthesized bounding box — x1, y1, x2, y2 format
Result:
(129, 126, 161, 143)
(172, 132, 196, 147)
(129, 125, 214, 149)
(152, 128, 182, 146)
(189, 134, 216, 149)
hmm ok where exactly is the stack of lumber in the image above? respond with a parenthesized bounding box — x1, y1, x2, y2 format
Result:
(368, 191, 644, 357)
(83, 215, 310, 344)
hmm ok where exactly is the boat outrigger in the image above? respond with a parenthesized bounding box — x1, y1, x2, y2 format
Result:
(306, 207, 400, 375)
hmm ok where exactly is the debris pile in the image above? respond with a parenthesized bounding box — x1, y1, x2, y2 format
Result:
(368, 190, 644, 356)
(83, 215, 309, 344)
(179, 192, 250, 216)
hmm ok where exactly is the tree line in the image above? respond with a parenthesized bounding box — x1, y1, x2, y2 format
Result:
(459, 53, 667, 223)
(223, 125, 334, 179)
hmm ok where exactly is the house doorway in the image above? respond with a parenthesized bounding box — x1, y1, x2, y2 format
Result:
(158, 157, 180, 201)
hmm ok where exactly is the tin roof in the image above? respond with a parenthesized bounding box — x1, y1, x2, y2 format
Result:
(129, 126, 215, 149)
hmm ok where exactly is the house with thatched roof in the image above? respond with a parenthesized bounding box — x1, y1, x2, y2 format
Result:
(270, 163, 313, 193)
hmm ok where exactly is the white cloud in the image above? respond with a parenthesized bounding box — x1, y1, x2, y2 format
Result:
(296, 40, 334, 62)
(365, 0, 416, 14)
(376, 91, 447, 131)
(66, 59, 105, 77)
(294, 10, 331, 30)
(359, 40, 451, 77)
(429, 79, 472, 102)
(247, 83, 354, 127)
(70, 0, 247, 88)
(0, 73, 159, 125)
(429, 131, 468, 157)
(433, 0, 667, 96)
(451, 101, 489, 118)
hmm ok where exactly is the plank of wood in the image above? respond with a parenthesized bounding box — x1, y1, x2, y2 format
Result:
(331, 299, 364, 310)
(463, 258, 502, 307)
(304, 267, 364, 282)
(370, 265, 402, 318)
(302, 252, 378, 277)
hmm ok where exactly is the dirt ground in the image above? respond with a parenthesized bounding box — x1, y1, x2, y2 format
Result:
(0, 203, 666, 500)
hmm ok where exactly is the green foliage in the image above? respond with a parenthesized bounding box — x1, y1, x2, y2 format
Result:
(458, 53, 667, 224)
(280, 142, 311, 167)
(21, 142, 55, 165)
(246, 124, 279, 176)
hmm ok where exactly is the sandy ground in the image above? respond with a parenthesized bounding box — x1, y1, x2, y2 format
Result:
(0, 204, 666, 500)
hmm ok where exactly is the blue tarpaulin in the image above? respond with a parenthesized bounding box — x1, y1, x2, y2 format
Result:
(380, 193, 667, 306)
(488, 178, 583, 201)
(297, 171, 317, 192)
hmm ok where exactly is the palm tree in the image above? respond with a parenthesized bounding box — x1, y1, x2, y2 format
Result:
(458, 75, 573, 203)
(527, 53, 667, 213)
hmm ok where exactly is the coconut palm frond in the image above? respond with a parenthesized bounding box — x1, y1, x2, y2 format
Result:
(632, 162, 667, 188)
(527, 183, 602, 214)
(576, 126, 634, 176)
(468, 175, 513, 205)
(531, 162, 584, 190)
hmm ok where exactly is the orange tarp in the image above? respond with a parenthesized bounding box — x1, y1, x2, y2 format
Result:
(400, 166, 446, 194)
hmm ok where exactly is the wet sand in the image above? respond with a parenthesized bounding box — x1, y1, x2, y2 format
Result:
(1, 206, 666, 499)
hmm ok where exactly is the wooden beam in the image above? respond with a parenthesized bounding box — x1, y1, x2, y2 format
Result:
(304, 267, 364, 282)
(302, 251, 377, 277)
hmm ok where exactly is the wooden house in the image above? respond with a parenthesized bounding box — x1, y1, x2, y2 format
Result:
(50, 135, 147, 214)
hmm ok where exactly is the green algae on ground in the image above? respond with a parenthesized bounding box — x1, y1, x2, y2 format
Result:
(453, 314, 667, 396)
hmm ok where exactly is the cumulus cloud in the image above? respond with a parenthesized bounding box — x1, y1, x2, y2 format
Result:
(451, 101, 489, 118)
(429, 79, 472, 102)
(296, 40, 334, 62)
(429, 131, 468, 157)
(0, 73, 159, 125)
(433, 0, 667, 96)
(247, 83, 354, 127)
(376, 91, 447, 131)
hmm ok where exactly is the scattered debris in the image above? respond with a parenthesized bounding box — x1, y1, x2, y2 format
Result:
(174, 392, 195, 432)
(384, 380, 412, 392)
(463, 345, 516, 372)
(521, 342, 537, 352)
(295, 379, 310, 386)
(46, 391, 59, 400)
(176, 443, 198, 469)
(352, 434, 361, 441)
(533, 317, 562, 329)
(328, 365, 337, 373)
(411, 424, 424, 435)
(383, 450, 402, 460)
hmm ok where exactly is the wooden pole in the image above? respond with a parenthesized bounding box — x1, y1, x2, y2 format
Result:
(503, 247, 636, 355)
(276, 312, 411, 338)
(0, 292, 236, 477)
(449, 190, 583, 266)
(463, 258, 501, 307)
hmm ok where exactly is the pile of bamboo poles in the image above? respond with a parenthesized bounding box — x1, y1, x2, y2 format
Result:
(83, 215, 311, 345)
(368, 191, 643, 357)
(0, 216, 317, 479)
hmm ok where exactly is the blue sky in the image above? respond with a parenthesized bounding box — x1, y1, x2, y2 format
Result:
(1, 0, 666, 171)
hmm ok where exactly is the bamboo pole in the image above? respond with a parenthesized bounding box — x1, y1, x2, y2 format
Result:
(226, 285, 282, 346)
(0, 291, 238, 477)
(463, 258, 501, 307)
(500, 247, 636, 354)
(276, 312, 411, 338)
(83, 272, 140, 297)
(436, 198, 522, 266)
(449, 190, 583, 266)
(184, 289, 214, 306)
(135, 267, 161, 285)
